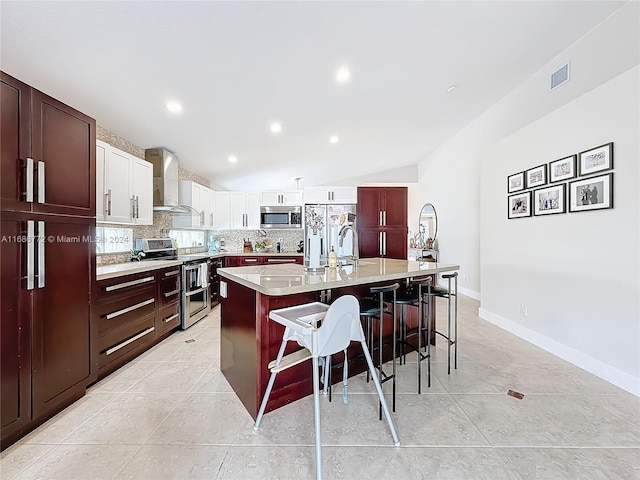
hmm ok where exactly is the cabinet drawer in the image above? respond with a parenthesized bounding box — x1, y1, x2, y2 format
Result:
(96, 286, 156, 334)
(97, 315, 156, 368)
(159, 275, 180, 308)
(97, 272, 157, 301)
(157, 303, 181, 334)
(263, 256, 302, 264)
(240, 256, 262, 265)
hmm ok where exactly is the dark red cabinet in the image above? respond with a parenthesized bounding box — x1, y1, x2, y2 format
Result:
(1, 71, 96, 450)
(357, 187, 408, 260)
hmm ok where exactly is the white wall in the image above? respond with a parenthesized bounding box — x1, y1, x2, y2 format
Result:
(481, 66, 639, 394)
(409, 2, 639, 394)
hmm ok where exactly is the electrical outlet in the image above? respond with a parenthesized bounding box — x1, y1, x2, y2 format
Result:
(520, 304, 528, 317)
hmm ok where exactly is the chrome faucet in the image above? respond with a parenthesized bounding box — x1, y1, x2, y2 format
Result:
(338, 224, 359, 268)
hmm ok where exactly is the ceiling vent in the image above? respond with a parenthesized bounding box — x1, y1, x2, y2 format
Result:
(550, 63, 570, 91)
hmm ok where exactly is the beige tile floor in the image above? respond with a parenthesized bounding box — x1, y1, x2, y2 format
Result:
(1, 295, 639, 479)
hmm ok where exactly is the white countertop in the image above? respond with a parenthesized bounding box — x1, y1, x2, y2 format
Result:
(96, 260, 183, 281)
(218, 257, 459, 296)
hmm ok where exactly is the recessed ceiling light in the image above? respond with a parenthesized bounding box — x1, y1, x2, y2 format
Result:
(329, 135, 339, 144)
(336, 66, 350, 83)
(166, 101, 183, 113)
(228, 155, 238, 163)
(270, 122, 282, 133)
(446, 85, 457, 94)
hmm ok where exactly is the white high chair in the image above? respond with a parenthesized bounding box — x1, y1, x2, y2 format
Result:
(254, 295, 400, 480)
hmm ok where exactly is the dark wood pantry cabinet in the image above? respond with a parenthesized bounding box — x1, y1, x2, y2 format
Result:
(1, 71, 96, 449)
(357, 187, 408, 260)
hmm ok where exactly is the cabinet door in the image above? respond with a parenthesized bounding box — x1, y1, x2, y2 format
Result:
(357, 228, 382, 258)
(331, 186, 357, 204)
(382, 229, 408, 260)
(215, 192, 230, 229)
(303, 187, 330, 204)
(229, 192, 247, 229)
(31, 89, 95, 217)
(261, 192, 281, 206)
(357, 187, 382, 228)
(104, 148, 132, 223)
(245, 192, 261, 229)
(0, 73, 31, 213)
(202, 188, 215, 229)
(282, 191, 303, 206)
(380, 187, 407, 228)
(31, 215, 93, 418)
(0, 216, 32, 440)
(131, 157, 153, 225)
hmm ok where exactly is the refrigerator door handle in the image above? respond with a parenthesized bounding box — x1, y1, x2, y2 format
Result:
(27, 220, 35, 290)
(37, 221, 45, 288)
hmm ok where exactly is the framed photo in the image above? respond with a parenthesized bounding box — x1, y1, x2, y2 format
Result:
(569, 172, 613, 212)
(578, 142, 613, 176)
(533, 184, 566, 216)
(508, 191, 531, 219)
(526, 164, 547, 188)
(549, 155, 576, 183)
(507, 171, 525, 193)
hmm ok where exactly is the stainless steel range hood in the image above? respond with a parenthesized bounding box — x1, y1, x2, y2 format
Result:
(145, 147, 197, 215)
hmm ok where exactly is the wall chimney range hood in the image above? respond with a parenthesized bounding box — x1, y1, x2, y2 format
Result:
(145, 148, 198, 215)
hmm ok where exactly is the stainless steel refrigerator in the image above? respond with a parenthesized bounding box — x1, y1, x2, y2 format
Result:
(304, 203, 357, 267)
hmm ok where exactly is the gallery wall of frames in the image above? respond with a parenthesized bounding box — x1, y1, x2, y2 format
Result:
(507, 142, 614, 219)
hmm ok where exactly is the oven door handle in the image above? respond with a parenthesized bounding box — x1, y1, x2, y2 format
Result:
(185, 286, 207, 297)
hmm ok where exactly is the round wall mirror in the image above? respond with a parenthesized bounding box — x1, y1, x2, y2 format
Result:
(418, 203, 438, 247)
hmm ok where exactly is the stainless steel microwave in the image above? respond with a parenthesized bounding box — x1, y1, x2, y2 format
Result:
(260, 206, 302, 229)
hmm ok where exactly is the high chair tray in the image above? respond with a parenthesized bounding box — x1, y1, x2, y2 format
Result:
(269, 302, 330, 326)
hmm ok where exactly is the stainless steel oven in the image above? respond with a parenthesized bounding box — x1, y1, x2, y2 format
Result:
(181, 257, 211, 329)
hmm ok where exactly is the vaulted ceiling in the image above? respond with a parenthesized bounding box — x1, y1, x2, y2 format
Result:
(0, 1, 625, 191)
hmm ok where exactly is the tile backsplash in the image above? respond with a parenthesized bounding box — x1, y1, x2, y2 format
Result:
(216, 229, 303, 253)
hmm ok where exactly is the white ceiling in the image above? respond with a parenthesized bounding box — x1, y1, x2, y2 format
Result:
(0, 1, 625, 191)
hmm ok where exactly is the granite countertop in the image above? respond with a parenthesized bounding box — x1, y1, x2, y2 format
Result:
(218, 257, 459, 296)
(96, 260, 183, 281)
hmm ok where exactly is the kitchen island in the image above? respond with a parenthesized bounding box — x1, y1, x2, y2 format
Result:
(218, 257, 459, 418)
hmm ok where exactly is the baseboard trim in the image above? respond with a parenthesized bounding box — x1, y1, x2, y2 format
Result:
(436, 280, 479, 301)
(478, 307, 640, 397)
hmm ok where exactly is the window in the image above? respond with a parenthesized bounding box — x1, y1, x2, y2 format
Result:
(169, 230, 206, 249)
(95, 226, 133, 253)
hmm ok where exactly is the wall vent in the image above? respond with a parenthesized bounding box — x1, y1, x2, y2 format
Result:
(550, 63, 570, 91)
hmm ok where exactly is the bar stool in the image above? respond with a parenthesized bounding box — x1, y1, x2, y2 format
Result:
(430, 272, 458, 374)
(359, 283, 399, 416)
(254, 296, 400, 480)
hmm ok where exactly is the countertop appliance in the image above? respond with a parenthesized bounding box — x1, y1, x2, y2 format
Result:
(134, 238, 211, 329)
(303, 203, 357, 267)
(260, 205, 302, 229)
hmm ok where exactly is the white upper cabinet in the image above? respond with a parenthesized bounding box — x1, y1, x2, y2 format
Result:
(215, 191, 230, 230)
(261, 190, 303, 206)
(303, 186, 357, 204)
(229, 192, 260, 229)
(96, 140, 152, 225)
(176, 181, 217, 229)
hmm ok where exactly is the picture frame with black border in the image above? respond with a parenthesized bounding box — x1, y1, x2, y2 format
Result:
(526, 164, 547, 188)
(549, 154, 577, 183)
(569, 172, 613, 213)
(533, 183, 566, 216)
(578, 142, 613, 177)
(507, 171, 525, 193)
(508, 191, 531, 219)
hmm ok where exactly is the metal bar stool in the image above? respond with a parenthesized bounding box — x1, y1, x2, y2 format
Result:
(359, 283, 399, 417)
(430, 272, 458, 374)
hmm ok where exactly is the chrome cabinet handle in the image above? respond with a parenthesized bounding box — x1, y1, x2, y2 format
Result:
(383, 231, 387, 256)
(106, 189, 112, 215)
(379, 232, 383, 256)
(105, 327, 155, 356)
(164, 289, 180, 297)
(135, 196, 140, 218)
(105, 298, 154, 320)
(379, 211, 383, 226)
(27, 220, 35, 290)
(37, 221, 45, 288)
(200, 210, 205, 226)
(24, 158, 34, 202)
(267, 258, 296, 262)
(131, 196, 136, 218)
(210, 213, 214, 227)
(104, 275, 154, 291)
(163, 313, 179, 323)
(244, 258, 258, 262)
(383, 210, 387, 226)
(37, 161, 45, 203)
(164, 269, 180, 277)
